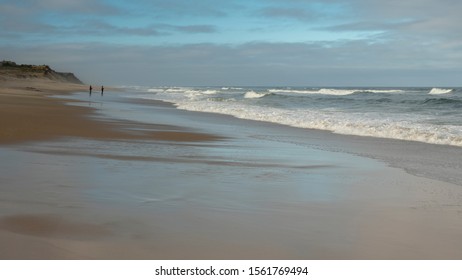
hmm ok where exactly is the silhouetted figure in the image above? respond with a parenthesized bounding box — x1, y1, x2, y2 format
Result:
(89, 85, 92, 96)
(101, 86, 104, 96)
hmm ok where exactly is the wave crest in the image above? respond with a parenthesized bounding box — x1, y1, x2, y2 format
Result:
(244, 91, 267, 99)
(429, 88, 453, 95)
(268, 88, 405, 96)
(268, 88, 355, 96)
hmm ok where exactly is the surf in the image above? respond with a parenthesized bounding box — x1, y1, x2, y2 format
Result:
(428, 88, 453, 95)
(133, 86, 462, 147)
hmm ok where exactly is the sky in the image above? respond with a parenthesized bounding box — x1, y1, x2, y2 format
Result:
(1, 0, 462, 86)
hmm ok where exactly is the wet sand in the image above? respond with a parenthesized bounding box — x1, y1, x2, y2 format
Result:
(0, 79, 221, 145)
(1, 79, 462, 259)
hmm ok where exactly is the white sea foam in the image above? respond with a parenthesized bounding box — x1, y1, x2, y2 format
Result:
(244, 91, 267, 99)
(362, 89, 406, 94)
(268, 89, 317, 94)
(429, 88, 453, 95)
(317, 88, 357, 95)
(173, 101, 462, 147)
(165, 87, 194, 93)
(268, 88, 355, 95)
(268, 88, 405, 96)
(135, 86, 462, 147)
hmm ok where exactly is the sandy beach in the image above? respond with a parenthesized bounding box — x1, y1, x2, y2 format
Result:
(1, 78, 462, 259)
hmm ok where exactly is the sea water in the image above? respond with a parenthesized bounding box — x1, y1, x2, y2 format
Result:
(123, 86, 462, 147)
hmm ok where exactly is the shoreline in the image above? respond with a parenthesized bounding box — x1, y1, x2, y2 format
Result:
(124, 94, 462, 188)
(0, 79, 222, 145)
(1, 79, 462, 259)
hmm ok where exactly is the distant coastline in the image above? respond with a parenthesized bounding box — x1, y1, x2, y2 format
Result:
(0, 60, 82, 84)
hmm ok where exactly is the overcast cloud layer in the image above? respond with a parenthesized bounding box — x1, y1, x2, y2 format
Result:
(1, 0, 461, 86)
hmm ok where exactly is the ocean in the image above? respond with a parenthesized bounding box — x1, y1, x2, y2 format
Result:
(124, 86, 462, 147)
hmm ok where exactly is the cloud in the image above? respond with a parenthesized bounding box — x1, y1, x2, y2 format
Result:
(33, 0, 121, 14)
(63, 21, 217, 37)
(0, 0, 120, 39)
(132, 0, 230, 18)
(171, 25, 217, 34)
(256, 0, 462, 43)
(0, 0, 218, 42)
(256, 0, 352, 21)
(0, 0, 121, 20)
(332, 0, 462, 38)
(259, 7, 318, 21)
(2, 0, 462, 86)
(3, 39, 461, 86)
(324, 20, 413, 33)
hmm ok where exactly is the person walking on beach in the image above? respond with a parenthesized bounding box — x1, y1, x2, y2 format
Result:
(101, 86, 104, 96)
(89, 85, 92, 96)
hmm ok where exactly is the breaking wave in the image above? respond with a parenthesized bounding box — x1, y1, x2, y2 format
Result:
(268, 88, 405, 96)
(429, 88, 453, 95)
(244, 91, 268, 99)
(132, 86, 462, 147)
